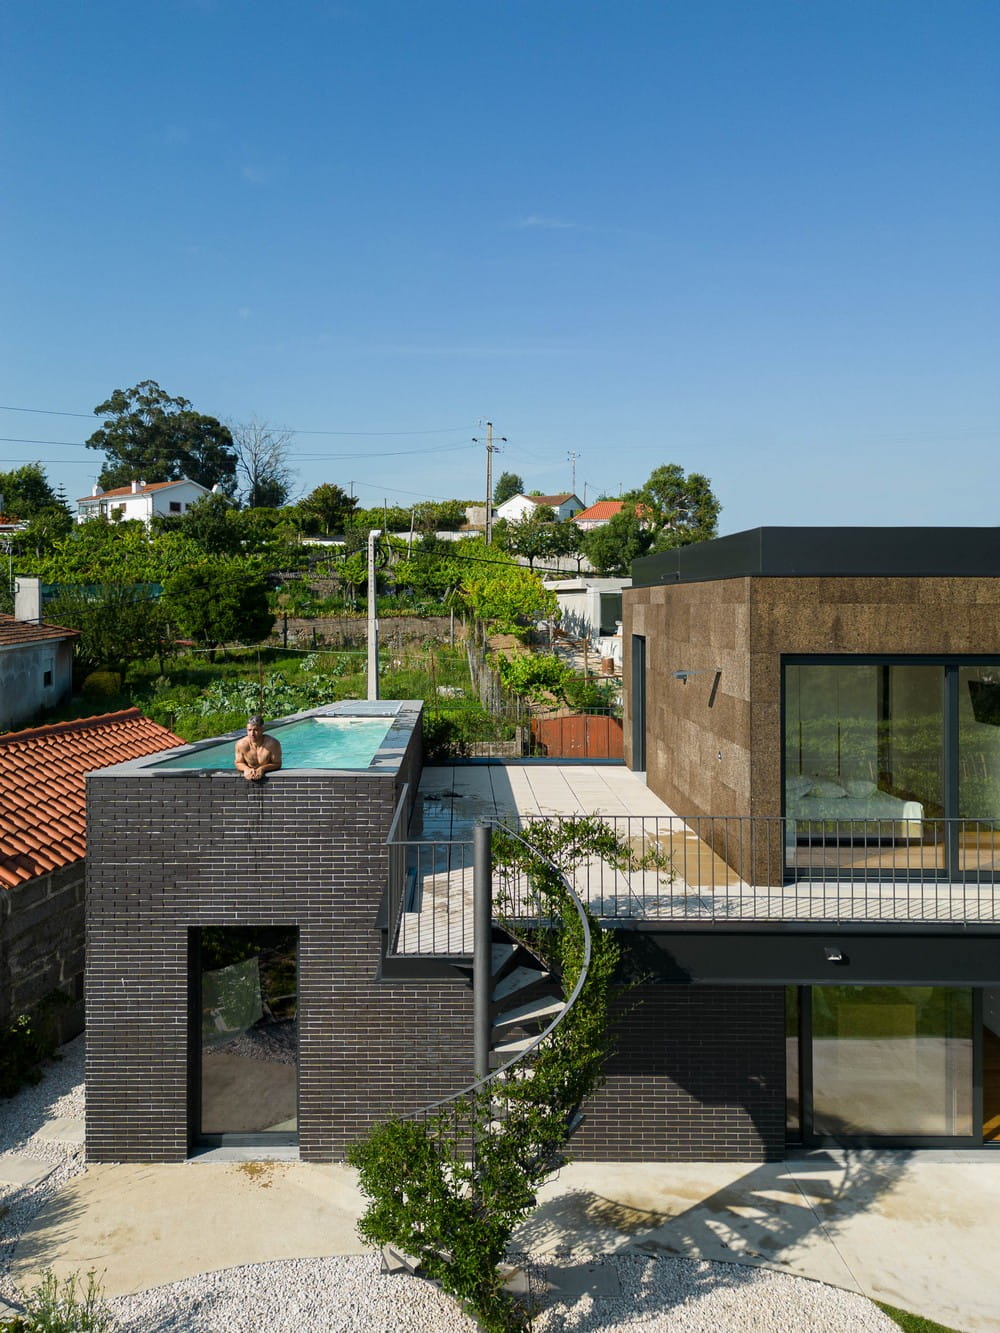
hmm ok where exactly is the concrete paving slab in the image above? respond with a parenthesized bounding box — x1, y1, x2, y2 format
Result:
(513, 1158, 1000, 1333)
(32, 1117, 85, 1145)
(0, 1154, 57, 1186)
(11, 1162, 369, 1299)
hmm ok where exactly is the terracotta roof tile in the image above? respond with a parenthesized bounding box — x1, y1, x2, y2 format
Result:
(0, 708, 183, 888)
(76, 479, 193, 502)
(0, 614, 78, 648)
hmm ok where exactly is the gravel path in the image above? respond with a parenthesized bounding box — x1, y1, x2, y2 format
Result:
(1, 1040, 899, 1332)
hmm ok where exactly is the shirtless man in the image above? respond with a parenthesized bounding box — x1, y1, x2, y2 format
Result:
(235, 715, 282, 781)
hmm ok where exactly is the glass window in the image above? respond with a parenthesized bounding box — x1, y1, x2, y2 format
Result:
(811, 985, 972, 1137)
(198, 926, 298, 1138)
(785, 663, 944, 873)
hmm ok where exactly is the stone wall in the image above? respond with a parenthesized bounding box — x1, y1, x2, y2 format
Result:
(0, 862, 86, 1039)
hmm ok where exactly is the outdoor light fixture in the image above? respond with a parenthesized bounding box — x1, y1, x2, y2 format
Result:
(824, 946, 845, 963)
(673, 670, 697, 683)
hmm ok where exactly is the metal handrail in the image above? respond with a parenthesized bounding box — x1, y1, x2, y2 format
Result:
(401, 823, 592, 1126)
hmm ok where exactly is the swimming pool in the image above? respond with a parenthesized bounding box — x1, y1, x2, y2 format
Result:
(154, 715, 396, 771)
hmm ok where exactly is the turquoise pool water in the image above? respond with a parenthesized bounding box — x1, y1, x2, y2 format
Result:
(154, 716, 394, 771)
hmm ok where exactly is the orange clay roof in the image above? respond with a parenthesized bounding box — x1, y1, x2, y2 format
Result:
(0, 614, 78, 647)
(0, 709, 183, 888)
(572, 500, 651, 522)
(76, 479, 194, 502)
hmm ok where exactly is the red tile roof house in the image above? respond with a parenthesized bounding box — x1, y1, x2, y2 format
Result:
(76, 477, 210, 526)
(571, 499, 651, 531)
(0, 614, 79, 732)
(0, 710, 182, 1041)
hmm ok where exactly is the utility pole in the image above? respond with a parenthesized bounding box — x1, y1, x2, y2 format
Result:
(367, 529, 381, 700)
(567, 451, 580, 493)
(474, 422, 505, 545)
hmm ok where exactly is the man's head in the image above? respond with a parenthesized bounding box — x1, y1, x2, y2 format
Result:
(247, 715, 264, 739)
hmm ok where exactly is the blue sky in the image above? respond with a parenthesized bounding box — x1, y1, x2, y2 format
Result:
(2, 1, 997, 532)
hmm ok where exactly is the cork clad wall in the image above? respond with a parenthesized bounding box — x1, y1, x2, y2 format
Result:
(625, 577, 753, 819)
(625, 571, 1000, 824)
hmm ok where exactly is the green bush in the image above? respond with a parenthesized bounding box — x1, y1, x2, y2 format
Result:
(0, 1009, 59, 1099)
(81, 670, 122, 698)
(493, 651, 571, 699)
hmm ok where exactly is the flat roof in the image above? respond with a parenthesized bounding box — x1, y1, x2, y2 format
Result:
(630, 527, 1000, 586)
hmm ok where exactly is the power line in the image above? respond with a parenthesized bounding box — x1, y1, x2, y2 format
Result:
(0, 435, 479, 461)
(0, 404, 475, 437)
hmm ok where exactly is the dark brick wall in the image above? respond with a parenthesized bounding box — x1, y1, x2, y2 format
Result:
(1, 863, 86, 1039)
(86, 728, 479, 1164)
(574, 983, 787, 1161)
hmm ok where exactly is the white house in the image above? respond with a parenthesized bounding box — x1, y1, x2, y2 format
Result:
(76, 478, 210, 525)
(495, 492, 583, 524)
(0, 614, 77, 730)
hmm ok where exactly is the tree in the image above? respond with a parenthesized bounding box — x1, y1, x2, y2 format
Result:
(179, 492, 244, 556)
(456, 540, 557, 633)
(636, 463, 720, 549)
(298, 483, 359, 535)
(581, 503, 653, 576)
(411, 499, 467, 533)
(231, 417, 296, 509)
(44, 585, 172, 680)
(493, 471, 523, 506)
(0, 463, 70, 521)
(86, 380, 237, 493)
(162, 559, 274, 659)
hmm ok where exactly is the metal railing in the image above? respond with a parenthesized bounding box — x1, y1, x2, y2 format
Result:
(387, 801, 1000, 949)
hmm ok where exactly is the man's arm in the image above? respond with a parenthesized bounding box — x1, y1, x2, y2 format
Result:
(258, 738, 282, 774)
(234, 738, 253, 774)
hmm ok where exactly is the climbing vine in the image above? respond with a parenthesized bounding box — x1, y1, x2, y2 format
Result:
(348, 817, 668, 1332)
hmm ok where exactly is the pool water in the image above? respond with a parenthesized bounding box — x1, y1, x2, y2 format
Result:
(155, 716, 394, 771)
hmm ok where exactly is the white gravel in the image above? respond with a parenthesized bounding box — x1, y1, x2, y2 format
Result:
(1, 1039, 899, 1332)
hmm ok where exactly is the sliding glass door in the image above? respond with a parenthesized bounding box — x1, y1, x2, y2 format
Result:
(788, 984, 993, 1146)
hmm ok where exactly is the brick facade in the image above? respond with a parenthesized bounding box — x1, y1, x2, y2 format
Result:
(574, 981, 786, 1161)
(85, 715, 484, 1164)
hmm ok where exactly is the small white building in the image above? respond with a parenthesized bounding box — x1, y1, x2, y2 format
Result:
(543, 576, 630, 642)
(0, 614, 77, 730)
(495, 492, 583, 524)
(76, 478, 210, 525)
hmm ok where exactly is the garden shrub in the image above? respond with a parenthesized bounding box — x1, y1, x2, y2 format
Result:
(1, 1269, 112, 1332)
(81, 670, 122, 698)
(0, 1004, 60, 1099)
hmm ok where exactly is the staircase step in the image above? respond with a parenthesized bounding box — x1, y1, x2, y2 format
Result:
(492, 997, 565, 1031)
(492, 942, 519, 975)
(381, 1244, 423, 1276)
(493, 966, 549, 1002)
(491, 1035, 538, 1061)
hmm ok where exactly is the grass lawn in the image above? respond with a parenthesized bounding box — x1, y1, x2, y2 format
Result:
(876, 1301, 968, 1333)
